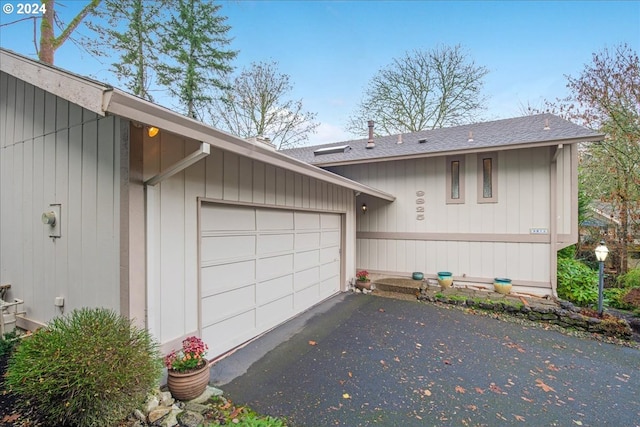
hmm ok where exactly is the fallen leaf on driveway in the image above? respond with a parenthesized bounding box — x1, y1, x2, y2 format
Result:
(573, 421, 583, 425)
(514, 414, 526, 422)
(308, 340, 317, 346)
(455, 385, 466, 394)
(343, 393, 351, 399)
(424, 389, 432, 396)
(535, 378, 556, 393)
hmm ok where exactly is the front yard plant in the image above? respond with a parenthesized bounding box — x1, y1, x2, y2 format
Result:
(557, 257, 598, 307)
(5, 308, 162, 427)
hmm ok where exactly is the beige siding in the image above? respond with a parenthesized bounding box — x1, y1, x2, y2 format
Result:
(0, 72, 122, 323)
(331, 147, 559, 289)
(143, 132, 355, 347)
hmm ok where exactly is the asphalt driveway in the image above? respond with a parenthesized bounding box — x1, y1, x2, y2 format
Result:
(212, 293, 640, 427)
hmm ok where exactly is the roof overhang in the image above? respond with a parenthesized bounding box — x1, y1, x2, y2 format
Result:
(310, 135, 606, 168)
(0, 49, 395, 202)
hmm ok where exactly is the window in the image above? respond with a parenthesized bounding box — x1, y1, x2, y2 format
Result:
(477, 153, 498, 203)
(446, 156, 465, 204)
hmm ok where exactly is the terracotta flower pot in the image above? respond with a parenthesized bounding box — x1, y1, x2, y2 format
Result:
(355, 280, 372, 290)
(167, 359, 210, 401)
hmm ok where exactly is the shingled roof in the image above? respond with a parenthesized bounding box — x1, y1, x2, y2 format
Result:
(282, 114, 604, 166)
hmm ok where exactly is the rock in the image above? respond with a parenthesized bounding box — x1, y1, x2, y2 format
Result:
(184, 402, 210, 414)
(177, 410, 205, 427)
(159, 391, 174, 407)
(133, 409, 146, 422)
(145, 395, 160, 414)
(159, 409, 182, 427)
(189, 386, 223, 404)
(148, 406, 172, 423)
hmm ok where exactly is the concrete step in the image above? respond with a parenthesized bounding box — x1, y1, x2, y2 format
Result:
(373, 278, 423, 296)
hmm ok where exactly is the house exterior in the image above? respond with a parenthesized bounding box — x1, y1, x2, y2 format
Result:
(0, 49, 394, 358)
(1, 48, 605, 360)
(283, 115, 604, 296)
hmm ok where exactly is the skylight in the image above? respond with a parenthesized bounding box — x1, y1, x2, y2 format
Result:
(313, 145, 351, 155)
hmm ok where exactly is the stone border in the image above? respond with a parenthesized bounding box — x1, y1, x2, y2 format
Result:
(417, 285, 633, 340)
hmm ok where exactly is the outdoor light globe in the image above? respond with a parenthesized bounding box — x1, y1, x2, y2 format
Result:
(595, 241, 609, 262)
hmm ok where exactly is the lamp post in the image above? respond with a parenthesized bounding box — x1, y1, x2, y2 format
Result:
(594, 241, 609, 316)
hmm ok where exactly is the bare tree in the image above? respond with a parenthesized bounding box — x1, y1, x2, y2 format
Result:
(346, 44, 488, 137)
(211, 61, 319, 150)
(39, 0, 102, 64)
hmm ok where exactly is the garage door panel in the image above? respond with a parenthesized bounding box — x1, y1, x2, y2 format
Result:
(295, 249, 320, 271)
(257, 233, 294, 255)
(295, 232, 320, 250)
(257, 254, 293, 281)
(257, 274, 293, 305)
(294, 267, 320, 291)
(321, 230, 340, 247)
(295, 212, 320, 229)
(202, 311, 256, 358)
(201, 260, 255, 297)
(320, 247, 338, 264)
(201, 205, 255, 231)
(257, 294, 294, 327)
(321, 213, 340, 229)
(295, 285, 320, 311)
(257, 209, 294, 230)
(202, 235, 255, 262)
(201, 285, 255, 327)
(320, 261, 340, 281)
(320, 277, 339, 298)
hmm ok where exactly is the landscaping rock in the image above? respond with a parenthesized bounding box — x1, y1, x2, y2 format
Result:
(184, 402, 210, 414)
(148, 406, 172, 423)
(176, 410, 205, 427)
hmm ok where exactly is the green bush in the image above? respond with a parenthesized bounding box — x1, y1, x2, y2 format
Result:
(0, 330, 19, 356)
(557, 257, 599, 307)
(604, 288, 636, 310)
(617, 268, 640, 289)
(5, 308, 162, 427)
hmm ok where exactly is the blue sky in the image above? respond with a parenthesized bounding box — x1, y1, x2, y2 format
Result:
(1, 1, 638, 145)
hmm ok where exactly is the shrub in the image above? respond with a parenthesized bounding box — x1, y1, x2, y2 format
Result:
(617, 268, 640, 289)
(0, 330, 19, 357)
(5, 308, 162, 427)
(557, 257, 598, 307)
(604, 288, 636, 310)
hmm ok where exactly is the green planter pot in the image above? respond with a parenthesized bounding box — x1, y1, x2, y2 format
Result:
(437, 271, 453, 289)
(493, 278, 512, 295)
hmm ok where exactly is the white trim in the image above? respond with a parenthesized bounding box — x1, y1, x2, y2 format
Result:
(145, 142, 210, 186)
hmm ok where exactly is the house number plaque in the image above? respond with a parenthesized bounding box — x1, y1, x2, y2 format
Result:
(416, 191, 425, 220)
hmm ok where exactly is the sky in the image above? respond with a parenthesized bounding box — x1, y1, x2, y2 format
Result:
(0, 0, 638, 145)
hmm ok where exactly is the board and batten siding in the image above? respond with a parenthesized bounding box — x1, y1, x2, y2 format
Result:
(142, 131, 355, 349)
(329, 146, 574, 290)
(0, 72, 122, 324)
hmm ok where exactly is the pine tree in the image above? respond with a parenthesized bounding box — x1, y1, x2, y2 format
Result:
(157, 0, 237, 120)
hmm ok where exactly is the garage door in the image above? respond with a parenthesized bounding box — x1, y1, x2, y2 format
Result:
(200, 203, 342, 358)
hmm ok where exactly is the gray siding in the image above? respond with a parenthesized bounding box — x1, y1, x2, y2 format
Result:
(0, 72, 121, 323)
(142, 132, 355, 347)
(330, 146, 573, 291)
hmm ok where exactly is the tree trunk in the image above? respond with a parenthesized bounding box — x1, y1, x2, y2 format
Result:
(39, 0, 55, 64)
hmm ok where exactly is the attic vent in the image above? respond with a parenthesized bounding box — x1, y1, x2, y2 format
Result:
(314, 145, 351, 155)
(418, 138, 427, 144)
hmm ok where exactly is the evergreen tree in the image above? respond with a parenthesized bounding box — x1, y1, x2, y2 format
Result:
(157, 0, 237, 120)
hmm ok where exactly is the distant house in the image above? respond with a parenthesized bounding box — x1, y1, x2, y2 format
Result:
(283, 115, 604, 296)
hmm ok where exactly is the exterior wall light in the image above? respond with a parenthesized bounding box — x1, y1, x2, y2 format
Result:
(361, 203, 367, 214)
(148, 126, 160, 138)
(42, 211, 56, 226)
(595, 240, 609, 315)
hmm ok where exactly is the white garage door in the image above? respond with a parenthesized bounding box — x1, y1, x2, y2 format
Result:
(200, 203, 342, 358)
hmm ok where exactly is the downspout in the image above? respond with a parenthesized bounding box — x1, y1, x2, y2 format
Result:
(549, 144, 562, 296)
(144, 142, 210, 338)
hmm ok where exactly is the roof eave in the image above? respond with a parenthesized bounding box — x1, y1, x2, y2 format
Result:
(311, 134, 606, 167)
(104, 90, 396, 202)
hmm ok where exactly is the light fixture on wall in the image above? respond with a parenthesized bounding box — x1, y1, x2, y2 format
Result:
(147, 126, 160, 138)
(361, 203, 367, 214)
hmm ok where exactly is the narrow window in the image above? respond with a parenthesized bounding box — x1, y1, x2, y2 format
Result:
(451, 161, 460, 199)
(477, 153, 498, 203)
(482, 158, 492, 198)
(446, 156, 465, 204)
